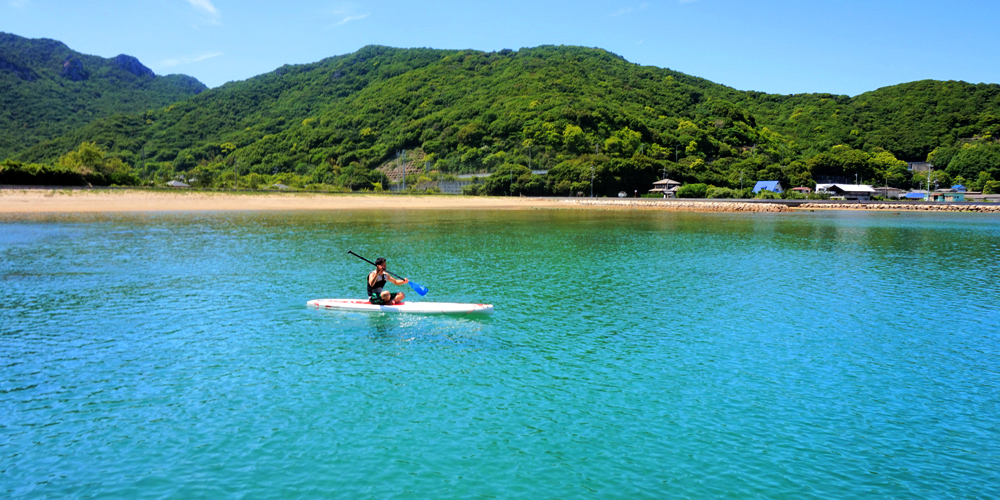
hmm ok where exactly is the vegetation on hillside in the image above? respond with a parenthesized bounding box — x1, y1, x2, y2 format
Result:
(744, 80, 1000, 162)
(0, 32, 206, 160)
(4, 42, 1000, 195)
(1, 142, 137, 186)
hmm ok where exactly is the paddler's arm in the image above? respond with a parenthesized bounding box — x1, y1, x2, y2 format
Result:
(387, 275, 409, 285)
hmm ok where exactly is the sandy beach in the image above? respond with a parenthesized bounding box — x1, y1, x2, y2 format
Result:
(0, 189, 571, 213)
(3, 188, 999, 213)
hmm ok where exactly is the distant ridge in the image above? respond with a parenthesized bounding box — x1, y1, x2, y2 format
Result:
(0, 32, 206, 158)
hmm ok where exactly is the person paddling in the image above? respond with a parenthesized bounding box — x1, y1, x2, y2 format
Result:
(367, 257, 409, 305)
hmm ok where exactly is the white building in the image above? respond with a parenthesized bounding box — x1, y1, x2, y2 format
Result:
(816, 184, 876, 201)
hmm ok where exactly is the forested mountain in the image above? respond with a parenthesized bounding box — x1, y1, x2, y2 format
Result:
(4, 41, 1000, 195)
(0, 32, 206, 159)
(747, 80, 1000, 161)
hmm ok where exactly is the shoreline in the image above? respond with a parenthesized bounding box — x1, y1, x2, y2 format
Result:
(568, 199, 1000, 213)
(0, 189, 569, 213)
(2, 188, 999, 214)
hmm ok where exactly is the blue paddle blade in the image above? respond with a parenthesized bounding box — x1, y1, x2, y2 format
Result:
(409, 281, 429, 296)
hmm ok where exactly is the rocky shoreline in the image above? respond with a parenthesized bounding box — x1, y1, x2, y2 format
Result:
(565, 199, 1000, 213)
(796, 202, 1000, 212)
(566, 200, 789, 212)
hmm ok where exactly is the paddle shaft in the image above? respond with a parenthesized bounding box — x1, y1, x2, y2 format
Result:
(348, 251, 407, 282)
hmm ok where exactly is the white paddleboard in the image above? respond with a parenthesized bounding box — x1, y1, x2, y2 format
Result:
(307, 299, 494, 316)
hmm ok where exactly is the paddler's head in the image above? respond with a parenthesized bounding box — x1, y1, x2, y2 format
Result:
(375, 257, 386, 270)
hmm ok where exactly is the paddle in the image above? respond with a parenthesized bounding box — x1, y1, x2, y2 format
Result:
(348, 250, 429, 296)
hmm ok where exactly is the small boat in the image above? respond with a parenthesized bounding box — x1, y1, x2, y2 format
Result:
(307, 299, 494, 316)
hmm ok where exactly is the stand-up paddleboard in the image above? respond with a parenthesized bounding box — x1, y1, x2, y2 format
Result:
(307, 299, 493, 316)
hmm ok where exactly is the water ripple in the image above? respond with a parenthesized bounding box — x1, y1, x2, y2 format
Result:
(1, 210, 998, 499)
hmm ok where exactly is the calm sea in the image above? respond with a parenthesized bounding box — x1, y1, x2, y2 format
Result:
(1, 209, 998, 499)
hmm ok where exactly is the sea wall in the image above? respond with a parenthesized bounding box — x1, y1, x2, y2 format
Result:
(797, 202, 1000, 212)
(563, 199, 1000, 213)
(565, 199, 789, 212)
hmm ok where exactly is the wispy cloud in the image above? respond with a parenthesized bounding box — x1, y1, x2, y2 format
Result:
(9, 0, 31, 8)
(329, 3, 370, 27)
(158, 51, 224, 68)
(609, 2, 648, 17)
(333, 13, 369, 26)
(186, 0, 218, 16)
(185, 0, 220, 24)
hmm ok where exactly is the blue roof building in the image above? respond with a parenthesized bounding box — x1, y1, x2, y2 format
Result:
(752, 181, 783, 193)
(952, 185, 966, 192)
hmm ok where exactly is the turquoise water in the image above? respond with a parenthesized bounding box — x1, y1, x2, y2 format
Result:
(2, 209, 998, 499)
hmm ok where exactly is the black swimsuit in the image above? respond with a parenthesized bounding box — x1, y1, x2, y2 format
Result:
(368, 272, 395, 304)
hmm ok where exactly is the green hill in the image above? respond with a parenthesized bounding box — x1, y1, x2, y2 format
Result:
(745, 80, 1000, 162)
(6, 42, 1000, 194)
(14, 45, 765, 186)
(0, 32, 206, 159)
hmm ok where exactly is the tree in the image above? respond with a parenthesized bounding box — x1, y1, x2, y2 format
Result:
(806, 145, 878, 182)
(676, 183, 708, 198)
(53, 142, 137, 185)
(928, 145, 959, 170)
(562, 124, 589, 154)
(58, 142, 105, 175)
(946, 143, 1000, 182)
(706, 186, 740, 198)
(482, 163, 532, 195)
(758, 163, 790, 188)
(913, 169, 951, 190)
(603, 127, 642, 157)
(884, 163, 912, 188)
(972, 171, 995, 192)
(779, 160, 813, 188)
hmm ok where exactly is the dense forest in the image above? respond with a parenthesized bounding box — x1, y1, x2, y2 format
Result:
(3, 38, 1000, 196)
(0, 33, 206, 160)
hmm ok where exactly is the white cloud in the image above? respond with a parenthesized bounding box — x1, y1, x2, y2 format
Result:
(186, 0, 218, 16)
(329, 3, 370, 27)
(185, 0, 220, 24)
(158, 51, 224, 68)
(609, 3, 649, 17)
(333, 13, 369, 26)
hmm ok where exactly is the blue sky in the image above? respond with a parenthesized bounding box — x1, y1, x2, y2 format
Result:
(3, 0, 998, 96)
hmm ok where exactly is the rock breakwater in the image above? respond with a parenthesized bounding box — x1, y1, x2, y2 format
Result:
(565, 199, 789, 212)
(562, 199, 1000, 213)
(797, 203, 1000, 212)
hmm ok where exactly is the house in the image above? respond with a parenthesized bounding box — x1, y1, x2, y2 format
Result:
(166, 180, 190, 188)
(904, 191, 928, 200)
(932, 190, 965, 202)
(649, 178, 681, 197)
(790, 187, 812, 195)
(873, 186, 905, 199)
(822, 184, 876, 201)
(752, 181, 783, 193)
(965, 192, 1000, 202)
(952, 185, 967, 192)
